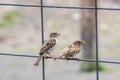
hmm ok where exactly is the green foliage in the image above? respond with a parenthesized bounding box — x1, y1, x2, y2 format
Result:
(87, 63, 108, 72)
(81, 61, 108, 72)
(0, 10, 20, 28)
(99, 63, 108, 71)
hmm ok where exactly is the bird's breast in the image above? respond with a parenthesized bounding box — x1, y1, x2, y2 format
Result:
(48, 46, 56, 53)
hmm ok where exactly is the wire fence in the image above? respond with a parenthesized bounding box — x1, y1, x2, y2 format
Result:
(0, 0, 120, 80)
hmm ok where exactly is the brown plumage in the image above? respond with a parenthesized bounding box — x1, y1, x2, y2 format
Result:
(34, 32, 61, 66)
(53, 40, 86, 60)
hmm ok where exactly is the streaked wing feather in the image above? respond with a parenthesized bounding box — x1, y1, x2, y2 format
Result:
(65, 47, 80, 57)
(40, 38, 56, 55)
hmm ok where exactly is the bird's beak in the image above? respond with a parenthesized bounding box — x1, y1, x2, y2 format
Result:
(57, 34, 61, 36)
(81, 41, 86, 45)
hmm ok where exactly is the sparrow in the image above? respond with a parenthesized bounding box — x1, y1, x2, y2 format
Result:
(34, 32, 61, 66)
(53, 40, 86, 60)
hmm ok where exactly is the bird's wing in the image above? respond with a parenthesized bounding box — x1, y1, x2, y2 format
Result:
(39, 38, 56, 55)
(61, 47, 70, 55)
(64, 46, 80, 56)
(60, 44, 73, 56)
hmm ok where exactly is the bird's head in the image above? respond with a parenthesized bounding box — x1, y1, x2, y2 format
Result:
(49, 32, 61, 38)
(73, 40, 86, 46)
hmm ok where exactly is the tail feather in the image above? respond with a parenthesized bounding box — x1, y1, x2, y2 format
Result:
(34, 54, 44, 66)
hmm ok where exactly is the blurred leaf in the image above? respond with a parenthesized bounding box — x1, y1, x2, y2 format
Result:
(0, 10, 21, 28)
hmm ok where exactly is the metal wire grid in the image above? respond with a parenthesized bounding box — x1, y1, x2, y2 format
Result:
(0, 0, 120, 80)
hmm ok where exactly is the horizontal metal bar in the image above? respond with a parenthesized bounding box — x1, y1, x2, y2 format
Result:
(44, 6, 120, 11)
(0, 3, 40, 7)
(98, 7, 120, 11)
(0, 52, 37, 57)
(44, 5, 94, 10)
(47, 57, 120, 64)
(0, 3, 120, 10)
(0, 53, 120, 64)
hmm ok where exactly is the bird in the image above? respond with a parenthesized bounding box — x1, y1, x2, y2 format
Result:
(53, 40, 86, 60)
(34, 32, 61, 66)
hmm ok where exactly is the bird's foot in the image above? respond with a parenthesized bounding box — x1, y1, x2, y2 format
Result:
(44, 54, 51, 60)
(52, 55, 59, 61)
(75, 57, 79, 62)
(44, 55, 48, 60)
(53, 56, 58, 61)
(66, 58, 70, 61)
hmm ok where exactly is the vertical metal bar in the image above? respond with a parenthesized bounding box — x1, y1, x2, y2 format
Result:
(94, 0, 99, 80)
(40, 0, 45, 80)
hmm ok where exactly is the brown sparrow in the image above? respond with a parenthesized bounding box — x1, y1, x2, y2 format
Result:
(34, 32, 61, 66)
(53, 40, 86, 60)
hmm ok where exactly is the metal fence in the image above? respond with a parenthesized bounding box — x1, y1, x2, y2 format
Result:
(0, 0, 120, 80)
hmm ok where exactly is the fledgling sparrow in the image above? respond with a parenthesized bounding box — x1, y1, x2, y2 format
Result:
(53, 40, 86, 60)
(34, 32, 61, 66)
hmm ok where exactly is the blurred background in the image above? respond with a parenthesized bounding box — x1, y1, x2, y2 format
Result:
(0, 0, 120, 80)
